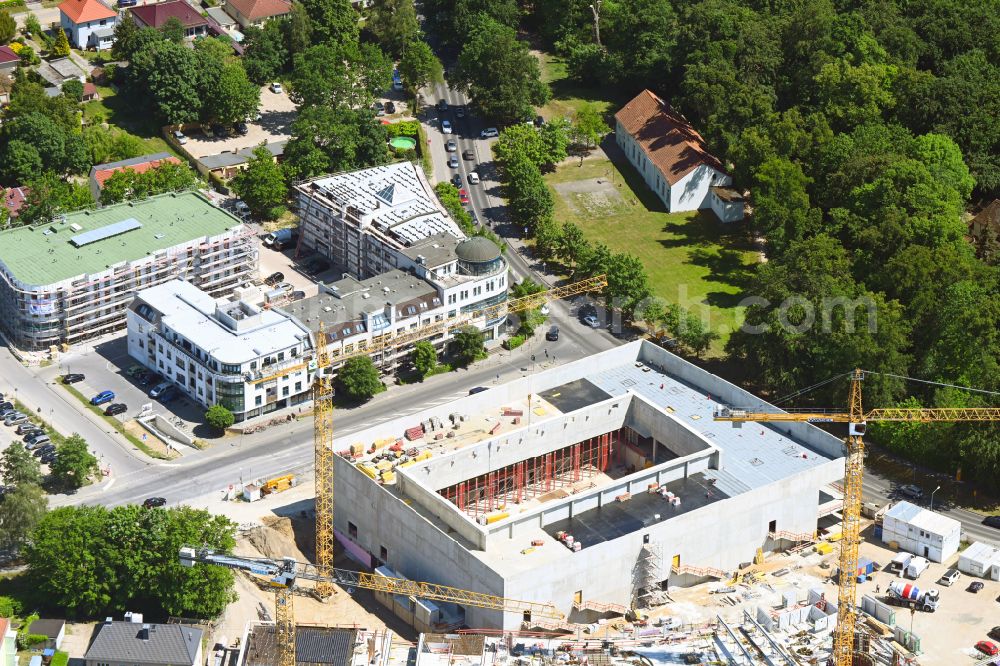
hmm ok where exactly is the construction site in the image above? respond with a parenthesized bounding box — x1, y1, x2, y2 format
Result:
(327, 340, 845, 630)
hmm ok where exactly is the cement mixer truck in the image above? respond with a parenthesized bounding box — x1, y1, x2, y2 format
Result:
(885, 580, 940, 612)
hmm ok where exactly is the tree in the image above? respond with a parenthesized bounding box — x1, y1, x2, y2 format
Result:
(571, 103, 609, 158)
(205, 405, 235, 432)
(336, 357, 383, 401)
(203, 62, 260, 124)
(131, 39, 205, 124)
(1, 443, 41, 486)
(2, 140, 42, 183)
(23, 13, 42, 39)
(752, 157, 822, 257)
(241, 21, 288, 84)
(533, 216, 562, 260)
(51, 28, 70, 57)
(99, 162, 198, 205)
(510, 279, 547, 336)
(300, 0, 358, 45)
(17, 174, 92, 225)
(285, 105, 389, 179)
(83, 125, 146, 166)
(160, 16, 186, 43)
(558, 221, 590, 268)
(0, 483, 47, 552)
(285, 1, 312, 55)
(230, 146, 287, 219)
(452, 15, 549, 124)
(0, 10, 16, 44)
(604, 252, 650, 323)
(411, 340, 438, 379)
(398, 39, 442, 95)
(50, 435, 97, 490)
(26, 505, 236, 618)
(61, 79, 84, 102)
(538, 118, 571, 167)
(451, 326, 486, 366)
(291, 41, 392, 110)
(367, 0, 419, 57)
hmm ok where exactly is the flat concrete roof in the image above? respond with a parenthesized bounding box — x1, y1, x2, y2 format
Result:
(0, 191, 243, 287)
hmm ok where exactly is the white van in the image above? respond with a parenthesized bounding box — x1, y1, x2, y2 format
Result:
(905, 556, 930, 579)
(890, 552, 912, 574)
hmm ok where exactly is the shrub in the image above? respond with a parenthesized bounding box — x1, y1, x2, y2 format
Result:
(503, 335, 525, 350)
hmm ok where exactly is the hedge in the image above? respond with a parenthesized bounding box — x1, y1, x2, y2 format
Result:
(0, 0, 26, 9)
(503, 335, 525, 350)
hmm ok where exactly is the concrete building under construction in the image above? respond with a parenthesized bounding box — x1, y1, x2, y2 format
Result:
(331, 340, 845, 630)
(0, 191, 255, 350)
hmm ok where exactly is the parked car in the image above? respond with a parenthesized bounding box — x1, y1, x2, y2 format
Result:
(990, 627, 1000, 642)
(234, 121, 249, 136)
(143, 497, 167, 508)
(304, 257, 330, 276)
(373, 101, 385, 116)
(126, 365, 146, 378)
(270, 82, 283, 94)
(480, 127, 499, 138)
(468, 386, 488, 395)
(468, 172, 480, 185)
(898, 484, 924, 500)
(451, 174, 462, 188)
(385, 101, 396, 114)
(441, 119, 453, 134)
(545, 326, 560, 341)
(172, 130, 187, 145)
(263, 228, 298, 250)
(33, 444, 55, 458)
(984, 515, 1000, 529)
(90, 390, 115, 406)
(268, 282, 294, 298)
(291, 290, 306, 302)
(455, 106, 465, 118)
(976, 641, 999, 656)
(234, 200, 251, 220)
(0, 401, 12, 413)
(39, 452, 56, 465)
(264, 271, 285, 287)
(149, 382, 172, 399)
(462, 149, 475, 160)
(4, 413, 27, 426)
(104, 403, 128, 417)
(24, 435, 50, 448)
(582, 313, 601, 328)
(939, 569, 961, 586)
(458, 189, 470, 204)
(448, 155, 459, 168)
(210, 123, 227, 138)
(61, 373, 85, 384)
(436, 99, 448, 112)
(17, 423, 42, 436)
(445, 139, 457, 152)
(137, 371, 160, 386)
(969, 581, 985, 593)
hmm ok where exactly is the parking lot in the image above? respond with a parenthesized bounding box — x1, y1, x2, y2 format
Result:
(256, 241, 341, 297)
(182, 85, 297, 160)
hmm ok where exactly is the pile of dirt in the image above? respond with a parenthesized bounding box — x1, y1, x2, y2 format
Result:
(240, 516, 311, 561)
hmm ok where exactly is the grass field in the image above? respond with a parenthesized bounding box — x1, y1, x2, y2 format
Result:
(83, 86, 177, 157)
(535, 52, 623, 121)
(544, 156, 758, 355)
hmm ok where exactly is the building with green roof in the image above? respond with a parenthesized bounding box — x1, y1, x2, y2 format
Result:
(0, 191, 256, 350)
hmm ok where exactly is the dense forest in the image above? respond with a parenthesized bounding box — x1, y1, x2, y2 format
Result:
(423, 0, 1000, 492)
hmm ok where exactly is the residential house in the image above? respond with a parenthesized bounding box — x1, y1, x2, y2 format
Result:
(130, 0, 209, 38)
(197, 140, 286, 180)
(223, 0, 290, 28)
(57, 0, 117, 50)
(84, 618, 203, 666)
(35, 57, 86, 91)
(88, 152, 182, 201)
(82, 82, 100, 101)
(26, 619, 65, 651)
(0, 618, 15, 666)
(968, 199, 1000, 242)
(0, 46, 19, 77)
(206, 5, 236, 30)
(615, 89, 744, 222)
(3, 187, 28, 220)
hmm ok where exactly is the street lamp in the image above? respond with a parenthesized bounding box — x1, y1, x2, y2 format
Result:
(930, 485, 941, 511)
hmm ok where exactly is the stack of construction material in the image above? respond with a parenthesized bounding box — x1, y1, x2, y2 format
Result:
(404, 425, 424, 441)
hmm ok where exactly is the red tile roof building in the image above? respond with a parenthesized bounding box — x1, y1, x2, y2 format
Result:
(614, 89, 744, 222)
(130, 1, 209, 36)
(223, 0, 291, 28)
(3, 187, 28, 219)
(88, 153, 182, 201)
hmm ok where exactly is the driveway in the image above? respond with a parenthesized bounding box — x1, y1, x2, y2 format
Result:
(257, 244, 324, 299)
(183, 85, 297, 160)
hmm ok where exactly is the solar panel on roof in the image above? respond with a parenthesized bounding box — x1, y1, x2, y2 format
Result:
(69, 218, 142, 247)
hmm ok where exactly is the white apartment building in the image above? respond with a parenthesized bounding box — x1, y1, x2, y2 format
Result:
(127, 280, 314, 421)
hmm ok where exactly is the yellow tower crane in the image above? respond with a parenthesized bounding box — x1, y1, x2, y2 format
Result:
(251, 275, 608, 599)
(713, 369, 1000, 666)
(180, 547, 562, 666)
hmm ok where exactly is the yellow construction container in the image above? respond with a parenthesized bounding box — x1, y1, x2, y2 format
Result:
(827, 532, 844, 543)
(415, 450, 433, 462)
(380, 470, 396, 484)
(484, 511, 509, 524)
(357, 463, 378, 480)
(399, 459, 417, 468)
(815, 543, 834, 555)
(262, 474, 294, 493)
(521, 547, 535, 555)
(376, 460, 394, 471)
(374, 437, 394, 450)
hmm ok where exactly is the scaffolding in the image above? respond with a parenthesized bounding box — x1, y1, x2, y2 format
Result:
(437, 430, 621, 519)
(633, 541, 668, 608)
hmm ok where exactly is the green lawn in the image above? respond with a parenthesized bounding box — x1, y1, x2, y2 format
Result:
(543, 157, 758, 355)
(83, 86, 177, 157)
(535, 51, 623, 121)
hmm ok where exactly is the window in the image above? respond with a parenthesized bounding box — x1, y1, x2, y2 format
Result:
(348, 522, 358, 538)
(380, 545, 388, 561)
(295, 381, 302, 392)
(255, 396, 262, 406)
(282, 386, 289, 396)
(768, 520, 777, 533)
